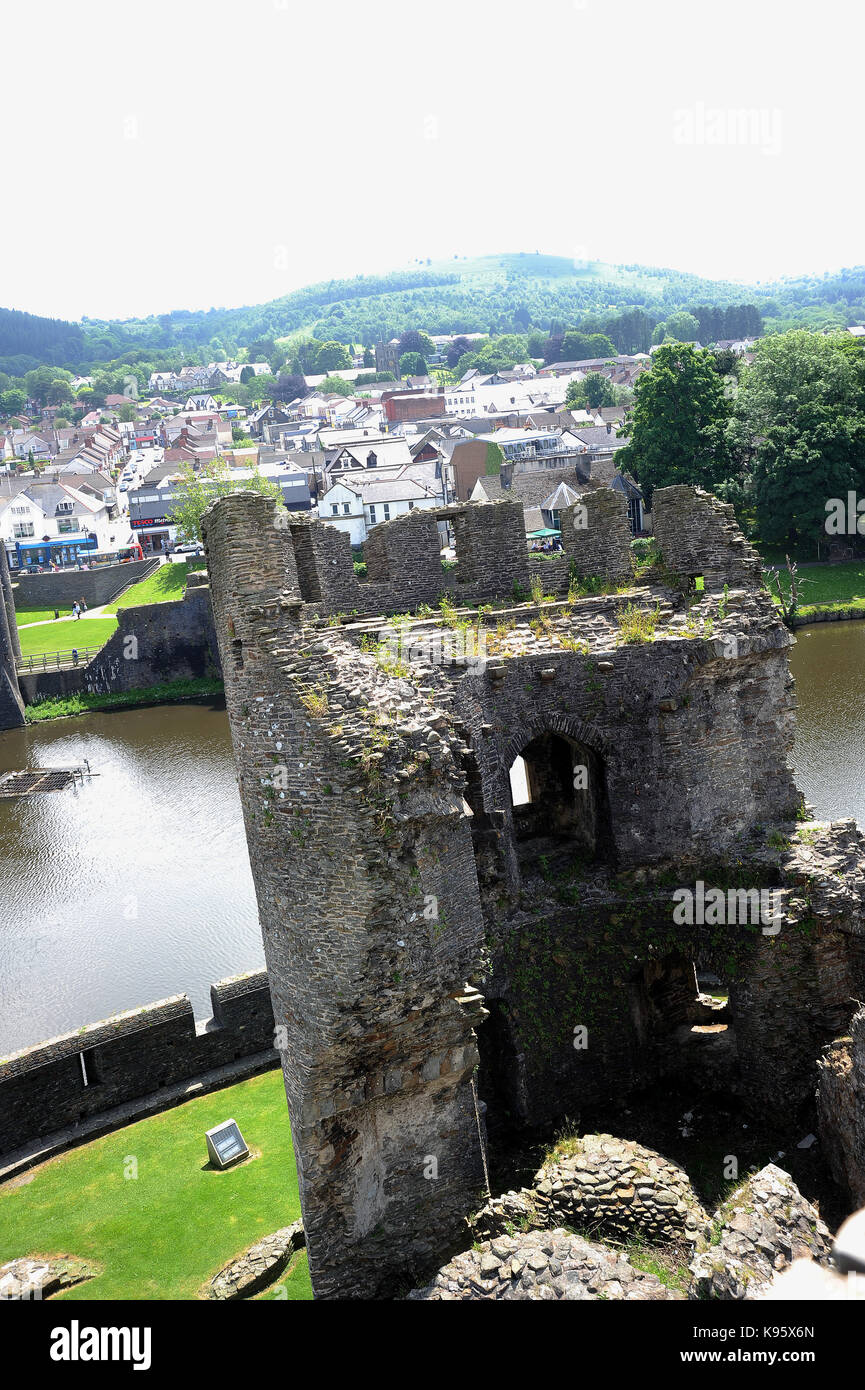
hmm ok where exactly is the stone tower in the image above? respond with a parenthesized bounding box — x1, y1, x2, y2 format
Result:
(203, 485, 865, 1298)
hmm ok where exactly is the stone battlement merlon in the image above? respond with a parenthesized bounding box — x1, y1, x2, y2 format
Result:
(201, 485, 767, 632)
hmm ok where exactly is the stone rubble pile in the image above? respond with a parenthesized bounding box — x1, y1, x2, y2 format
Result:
(689, 1164, 832, 1300)
(408, 1228, 685, 1301)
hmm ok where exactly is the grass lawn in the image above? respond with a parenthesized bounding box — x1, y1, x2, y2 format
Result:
(17, 616, 119, 659)
(14, 607, 62, 628)
(0, 1069, 312, 1301)
(105, 562, 195, 613)
(764, 560, 865, 617)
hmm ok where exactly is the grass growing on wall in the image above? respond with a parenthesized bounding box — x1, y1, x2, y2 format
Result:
(18, 616, 119, 659)
(105, 562, 194, 613)
(24, 677, 225, 722)
(0, 1069, 312, 1301)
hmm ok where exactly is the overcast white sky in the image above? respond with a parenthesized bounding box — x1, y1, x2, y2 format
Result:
(3, 0, 863, 322)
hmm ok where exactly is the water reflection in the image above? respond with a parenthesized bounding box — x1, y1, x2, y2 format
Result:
(789, 622, 865, 825)
(0, 702, 263, 1053)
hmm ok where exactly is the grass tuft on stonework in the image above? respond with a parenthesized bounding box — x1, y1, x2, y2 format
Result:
(0, 1069, 312, 1301)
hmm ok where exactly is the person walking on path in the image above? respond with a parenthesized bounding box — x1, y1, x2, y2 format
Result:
(72, 602, 80, 620)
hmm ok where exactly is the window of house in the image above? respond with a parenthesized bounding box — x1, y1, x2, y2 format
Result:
(367, 451, 377, 467)
(368, 505, 377, 523)
(11, 505, 29, 515)
(58, 518, 77, 533)
(343, 503, 350, 514)
(57, 501, 73, 514)
(331, 504, 339, 515)
(13, 523, 34, 538)
(383, 503, 390, 520)
(408, 501, 414, 510)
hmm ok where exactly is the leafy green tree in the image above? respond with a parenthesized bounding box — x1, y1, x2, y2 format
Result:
(446, 336, 475, 369)
(399, 351, 426, 376)
(314, 341, 352, 373)
(617, 344, 734, 502)
(171, 460, 284, 543)
(118, 402, 137, 423)
(363, 347, 375, 367)
(398, 329, 434, 358)
(240, 365, 255, 384)
(319, 375, 354, 396)
(0, 387, 27, 416)
(566, 372, 616, 410)
(560, 330, 616, 361)
(23, 365, 73, 407)
(733, 331, 865, 549)
(663, 310, 701, 343)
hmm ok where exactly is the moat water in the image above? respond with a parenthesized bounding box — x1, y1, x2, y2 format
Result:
(0, 700, 263, 1053)
(0, 621, 861, 1053)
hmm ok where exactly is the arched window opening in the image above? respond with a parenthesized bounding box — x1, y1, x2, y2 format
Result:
(507, 730, 611, 864)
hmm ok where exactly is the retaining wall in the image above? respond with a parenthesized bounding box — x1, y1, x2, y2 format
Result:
(0, 971, 276, 1157)
(12, 558, 158, 611)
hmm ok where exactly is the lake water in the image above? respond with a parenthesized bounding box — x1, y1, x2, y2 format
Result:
(0, 622, 861, 1054)
(0, 701, 263, 1054)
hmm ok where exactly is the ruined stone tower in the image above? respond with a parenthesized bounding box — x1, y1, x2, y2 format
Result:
(203, 485, 865, 1298)
(0, 544, 25, 732)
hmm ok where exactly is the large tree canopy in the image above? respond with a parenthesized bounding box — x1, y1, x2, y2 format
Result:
(733, 331, 865, 549)
(617, 344, 733, 501)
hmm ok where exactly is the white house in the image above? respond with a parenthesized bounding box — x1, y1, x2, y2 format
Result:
(319, 472, 442, 546)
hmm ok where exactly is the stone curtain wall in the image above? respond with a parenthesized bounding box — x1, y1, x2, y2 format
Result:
(13, 557, 159, 611)
(202, 491, 489, 1300)
(0, 973, 276, 1158)
(0, 544, 25, 730)
(652, 485, 763, 591)
(84, 582, 221, 694)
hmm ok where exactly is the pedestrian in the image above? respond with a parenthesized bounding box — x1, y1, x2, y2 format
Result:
(80, 598, 88, 613)
(72, 602, 79, 620)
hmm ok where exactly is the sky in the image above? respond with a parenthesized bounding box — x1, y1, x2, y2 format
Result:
(3, 0, 864, 323)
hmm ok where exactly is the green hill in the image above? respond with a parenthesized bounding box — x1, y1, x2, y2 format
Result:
(2, 253, 865, 374)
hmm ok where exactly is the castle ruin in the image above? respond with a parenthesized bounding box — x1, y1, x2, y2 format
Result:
(202, 485, 865, 1299)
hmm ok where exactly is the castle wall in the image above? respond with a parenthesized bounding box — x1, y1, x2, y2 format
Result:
(0, 972, 275, 1159)
(13, 557, 159, 611)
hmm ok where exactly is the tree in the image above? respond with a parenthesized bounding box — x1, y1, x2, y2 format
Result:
(446, 336, 474, 369)
(171, 460, 284, 544)
(617, 344, 734, 502)
(560, 330, 616, 361)
(23, 365, 73, 407)
(0, 387, 27, 416)
(273, 372, 309, 403)
(733, 331, 865, 550)
(399, 351, 426, 377)
(398, 329, 434, 359)
(118, 402, 137, 423)
(319, 375, 354, 396)
(363, 347, 375, 368)
(314, 341, 352, 373)
(566, 372, 616, 410)
(240, 365, 255, 384)
(662, 310, 701, 343)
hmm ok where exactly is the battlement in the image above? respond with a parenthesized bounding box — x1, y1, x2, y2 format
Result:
(201, 485, 766, 629)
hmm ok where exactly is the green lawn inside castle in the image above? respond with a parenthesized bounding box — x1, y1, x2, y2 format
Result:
(0, 1070, 312, 1301)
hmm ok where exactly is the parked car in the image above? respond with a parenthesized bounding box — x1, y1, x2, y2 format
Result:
(169, 542, 205, 562)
